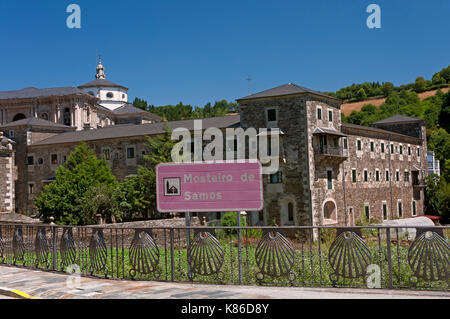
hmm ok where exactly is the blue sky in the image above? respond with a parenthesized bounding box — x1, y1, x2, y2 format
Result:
(0, 0, 448, 107)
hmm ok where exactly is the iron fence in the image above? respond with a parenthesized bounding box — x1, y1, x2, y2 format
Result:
(0, 224, 448, 291)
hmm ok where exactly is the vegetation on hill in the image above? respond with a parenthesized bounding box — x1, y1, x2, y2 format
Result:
(133, 98, 237, 121)
(324, 65, 450, 102)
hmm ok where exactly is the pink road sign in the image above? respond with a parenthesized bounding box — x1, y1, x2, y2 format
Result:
(156, 161, 264, 213)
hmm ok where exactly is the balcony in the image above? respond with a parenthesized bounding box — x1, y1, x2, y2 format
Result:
(315, 146, 348, 158)
(412, 178, 426, 188)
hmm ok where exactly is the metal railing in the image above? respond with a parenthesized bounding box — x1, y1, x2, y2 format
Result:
(0, 224, 448, 291)
(315, 146, 348, 158)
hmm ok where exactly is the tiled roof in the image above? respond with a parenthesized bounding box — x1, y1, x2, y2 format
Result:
(342, 122, 421, 141)
(78, 79, 128, 90)
(0, 87, 88, 100)
(0, 117, 75, 130)
(373, 115, 424, 125)
(113, 103, 162, 120)
(313, 127, 347, 137)
(237, 83, 341, 102)
(30, 115, 241, 147)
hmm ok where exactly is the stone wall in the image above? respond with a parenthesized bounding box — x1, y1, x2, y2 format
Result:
(239, 96, 317, 226)
(342, 126, 427, 225)
(0, 132, 15, 212)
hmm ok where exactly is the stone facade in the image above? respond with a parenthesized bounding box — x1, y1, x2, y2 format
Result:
(0, 80, 429, 227)
(238, 87, 428, 228)
(0, 132, 16, 212)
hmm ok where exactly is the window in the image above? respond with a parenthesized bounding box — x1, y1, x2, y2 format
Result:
(28, 183, 34, 195)
(63, 108, 71, 126)
(102, 149, 111, 160)
(317, 107, 322, 120)
(343, 138, 348, 149)
(382, 203, 388, 220)
(269, 172, 283, 184)
(400, 145, 403, 155)
(27, 156, 34, 165)
(127, 147, 135, 159)
(327, 170, 333, 190)
(62, 156, 67, 164)
(398, 202, 403, 218)
(267, 109, 277, 122)
(352, 169, 357, 183)
(288, 203, 294, 222)
(41, 113, 49, 121)
(408, 146, 411, 156)
(376, 170, 380, 182)
(381, 142, 385, 153)
(8, 130, 14, 138)
(404, 171, 410, 182)
(417, 147, 420, 157)
(51, 154, 58, 165)
(357, 140, 362, 151)
(365, 205, 370, 220)
(396, 171, 400, 182)
(106, 92, 114, 98)
(370, 141, 374, 152)
(328, 110, 333, 122)
(412, 201, 417, 216)
(364, 169, 368, 182)
(391, 144, 394, 154)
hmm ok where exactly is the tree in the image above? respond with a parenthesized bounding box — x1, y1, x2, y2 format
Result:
(120, 125, 177, 219)
(356, 88, 367, 101)
(35, 142, 118, 225)
(414, 76, 427, 93)
(381, 82, 394, 97)
(438, 92, 450, 132)
(425, 175, 450, 223)
(80, 185, 123, 225)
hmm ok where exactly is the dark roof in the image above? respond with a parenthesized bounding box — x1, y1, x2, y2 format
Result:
(78, 79, 128, 90)
(0, 117, 75, 130)
(313, 127, 347, 137)
(113, 103, 162, 119)
(237, 83, 341, 102)
(341, 122, 421, 141)
(372, 115, 424, 125)
(30, 115, 241, 147)
(0, 87, 89, 100)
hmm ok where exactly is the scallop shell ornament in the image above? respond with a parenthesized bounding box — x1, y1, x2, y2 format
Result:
(255, 230, 296, 282)
(129, 230, 160, 279)
(408, 228, 449, 284)
(328, 229, 372, 282)
(189, 231, 224, 278)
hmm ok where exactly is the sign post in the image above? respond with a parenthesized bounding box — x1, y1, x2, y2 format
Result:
(156, 161, 263, 284)
(156, 161, 264, 213)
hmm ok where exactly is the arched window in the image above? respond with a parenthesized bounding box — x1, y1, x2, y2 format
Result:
(106, 92, 114, 98)
(13, 113, 26, 122)
(41, 113, 49, 121)
(63, 108, 71, 126)
(288, 202, 294, 222)
(323, 201, 337, 223)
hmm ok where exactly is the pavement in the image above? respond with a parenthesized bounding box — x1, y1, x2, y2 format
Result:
(0, 265, 448, 300)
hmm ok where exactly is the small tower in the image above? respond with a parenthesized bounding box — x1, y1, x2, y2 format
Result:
(95, 55, 106, 80)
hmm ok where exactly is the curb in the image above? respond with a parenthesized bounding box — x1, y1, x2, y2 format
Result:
(0, 287, 41, 299)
